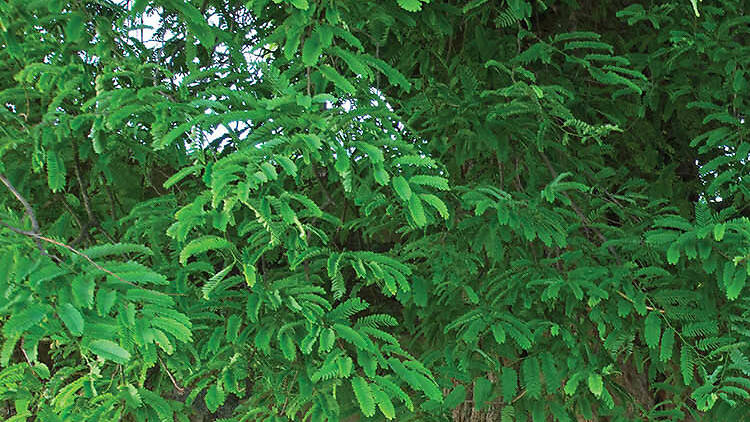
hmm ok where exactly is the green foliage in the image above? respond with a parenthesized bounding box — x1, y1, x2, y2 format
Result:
(0, 0, 749, 420)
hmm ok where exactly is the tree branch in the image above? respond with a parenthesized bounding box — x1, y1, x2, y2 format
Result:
(158, 354, 185, 394)
(0, 220, 136, 287)
(539, 151, 620, 263)
(73, 159, 117, 244)
(0, 173, 45, 254)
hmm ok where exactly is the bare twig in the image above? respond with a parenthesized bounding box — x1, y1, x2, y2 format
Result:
(0, 220, 136, 287)
(73, 159, 117, 244)
(306, 66, 311, 96)
(158, 354, 185, 394)
(511, 389, 526, 404)
(1, 220, 185, 296)
(60, 194, 84, 232)
(19, 339, 36, 372)
(616, 291, 665, 314)
(539, 151, 621, 264)
(73, 159, 95, 224)
(0, 173, 46, 254)
(513, 158, 523, 191)
(311, 162, 334, 209)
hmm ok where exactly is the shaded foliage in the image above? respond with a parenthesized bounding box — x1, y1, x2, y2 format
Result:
(0, 0, 749, 420)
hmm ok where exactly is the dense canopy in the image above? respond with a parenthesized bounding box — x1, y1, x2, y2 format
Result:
(1, 0, 749, 420)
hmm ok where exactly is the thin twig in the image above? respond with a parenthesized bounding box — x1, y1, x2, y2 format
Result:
(73, 159, 117, 244)
(306, 66, 311, 96)
(513, 158, 523, 191)
(19, 339, 37, 376)
(0, 220, 137, 287)
(510, 389, 526, 404)
(539, 151, 621, 264)
(1, 220, 185, 296)
(74, 159, 96, 225)
(0, 173, 45, 253)
(158, 354, 185, 394)
(60, 194, 84, 232)
(616, 291, 665, 314)
(311, 162, 334, 209)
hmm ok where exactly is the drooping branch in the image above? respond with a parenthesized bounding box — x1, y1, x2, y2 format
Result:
(72, 158, 117, 244)
(0, 173, 46, 254)
(539, 151, 611, 249)
(158, 354, 185, 394)
(0, 220, 136, 287)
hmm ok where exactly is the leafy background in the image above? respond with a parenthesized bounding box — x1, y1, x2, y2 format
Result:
(0, 0, 749, 420)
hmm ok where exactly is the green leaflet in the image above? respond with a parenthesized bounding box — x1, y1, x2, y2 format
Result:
(392, 175, 412, 201)
(409, 175, 449, 190)
(318, 327, 335, 353)
(587, 373, 603, 398)
(140, 388, 172, 420)
(408, 194, 426, 227)
(351, 376, 376, 417)
(151, 317, 192, 343)
(680, 346, 695, 386)
(64, 13, 84, 42)
(319, 65, 356, 93)
(162, 164, 201, 189)
(202, 263, 234, 299)
(72, 276, 95, 309)
(3, 304, 49, 337)
(58, 303, 84, 336)
(289, 0, 309, 10)
(88, 340, 131, 364)
(473, 377, 492, 410)
(444, 384, 467, 410)
(302, 30, 323, 66)
(204, 382, 226, 413)
(413, 371, 443, 402)
(225, 314, 242, 343)
(279, 330, 296, 361)
(126, 288, 174, 308)
(372, 384, 396, 419)
(501, 367, 517, 402)
(46, 150, 66, 192)
(521, 356, 542, 399)
(333, 323, 371, 351)
(332, 47, 370, 77)
(397, 0, 426, 13)
(644, 312, 661, 349)
(660, 328, 675, 362)
(122, 383, 142, 409)
(275, 155, 298, 177)
(179, 235, 233, 264)
(726, 267, 747, 300)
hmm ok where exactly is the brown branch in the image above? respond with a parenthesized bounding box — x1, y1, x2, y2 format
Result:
(60, 194, 84, 232)
(0, 173, 46, 254)
(510, 389, 526, 404)
(311, 163, 334, 209)
(73, 159, 117, 244)
(539, 151, 621, 264)
(0, 220, 137, 287)
(73, 159, 94, 221)
(616, 291, 665, 314)
(513, 158, 523, 192)
(1, 220, 185, 296)
(158, 354, 185, 394)
(17, 339, 42, 380)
